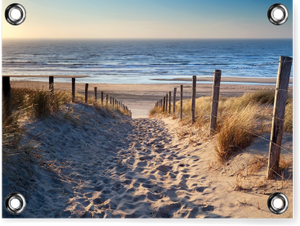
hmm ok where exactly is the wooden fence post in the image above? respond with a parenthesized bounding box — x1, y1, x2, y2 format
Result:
(160, 99, 163, 108)
(180, 85, 183, 120)
(94, 87, 97, 101)
(267, 56, 293, 179)
(173, 88, 177, 114)
(85, 83, 88, 103)
(3, 76, 11, 122)
(166, 93, 168, 114)
(72, 78, 75, 103)
(110, 97, 112, 105)
(101, 92, 104, 106)
(106, 95, 108, 106)
(49, 76, 54, 102)
(210, 70, 222, 134)
(163, 97, 166, 112)
(169, 91, 171, 114)
(113, 97, 115, 107)
(191, 76, 196, 123)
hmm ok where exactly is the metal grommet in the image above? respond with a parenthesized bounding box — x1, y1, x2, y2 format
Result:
(267, 192, 289, 214)
(5, 3, 26, 26)
(267, 3, 288, 26)
(5, 193, 26, 215)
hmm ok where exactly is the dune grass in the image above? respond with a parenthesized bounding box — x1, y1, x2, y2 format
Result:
(215, 105, 258, 163)
(3, 87, 130, 161)
(6, 87, 130, 119)
(150, 90, 293, 163)
(284, 101, 293, 133)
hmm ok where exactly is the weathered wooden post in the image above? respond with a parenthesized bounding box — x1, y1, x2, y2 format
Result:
(160, 99, 163, 108)
(180, 85, 183, 120)
(166, 93, 168, 114)
(85, 83, 88, 103)
(163, 97, 166, 112)
(267, 56, 293, 179)
(101, 92, 104, 106)
(191, 76, 196, 123)
(169, 91, 172, 114)
(210, 70, 222, 134)
(72, 78, 75, 103)
(94, 87, 97, 101)
(106, 95, 108, 106)
(113, 97, 115, 107)
(3, 76, 11, 122)
(49, 76, 54, 102)
(110, 97, 112, 105)
(173, 88, 177, 114)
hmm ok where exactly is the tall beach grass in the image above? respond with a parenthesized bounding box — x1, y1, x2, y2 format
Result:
(150, 90, 293, 163)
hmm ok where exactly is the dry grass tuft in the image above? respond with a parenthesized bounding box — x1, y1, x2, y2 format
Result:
(284, 101, 293, 132)
(149, 107, 163, 117)
(248, 155, 268, 174)
(9, 88, 72, 118)
(215, 105, 258, 163)
(235, 90, 275, 107)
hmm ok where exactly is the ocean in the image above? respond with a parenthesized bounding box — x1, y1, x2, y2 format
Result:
(2, 39, 293, 84)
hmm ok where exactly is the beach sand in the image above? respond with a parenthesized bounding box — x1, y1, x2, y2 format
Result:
(3, 79, 293, 218)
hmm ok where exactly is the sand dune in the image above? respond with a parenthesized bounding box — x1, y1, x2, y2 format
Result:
(2, 103, 292, 218)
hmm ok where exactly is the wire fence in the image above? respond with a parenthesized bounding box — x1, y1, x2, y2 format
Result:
(2, 76, 133, 119)
(153, 56, 293, 179)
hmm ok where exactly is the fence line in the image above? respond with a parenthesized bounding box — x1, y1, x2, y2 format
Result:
(2, 76, 133, 121)
(153, 56, 293, 178)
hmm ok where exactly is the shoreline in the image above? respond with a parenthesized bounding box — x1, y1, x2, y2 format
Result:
(11, 79, 293, 118)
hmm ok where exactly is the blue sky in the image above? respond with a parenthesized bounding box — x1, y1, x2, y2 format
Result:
(2, 0, 293, 39)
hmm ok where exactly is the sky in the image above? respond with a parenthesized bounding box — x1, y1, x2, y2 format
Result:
(2, 0, 293, 39)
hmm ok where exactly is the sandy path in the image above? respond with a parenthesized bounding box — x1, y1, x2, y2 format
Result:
(3, 105, 292, 218)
